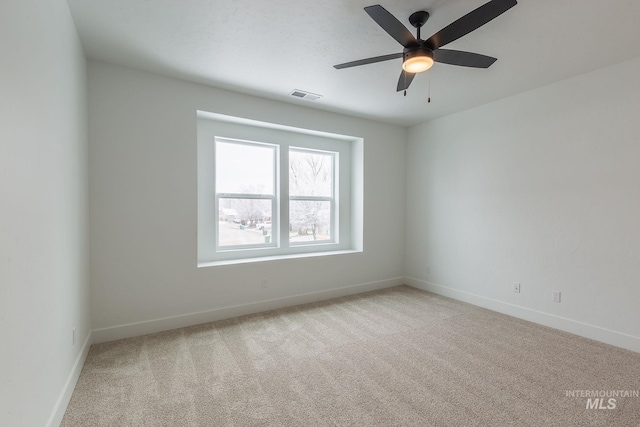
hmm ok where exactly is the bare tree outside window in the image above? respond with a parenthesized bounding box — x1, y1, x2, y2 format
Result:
(289, 150, 334, 242)
(221, 184, 268, 224)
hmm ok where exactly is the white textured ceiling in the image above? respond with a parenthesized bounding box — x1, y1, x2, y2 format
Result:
(67, 0, 640, 126)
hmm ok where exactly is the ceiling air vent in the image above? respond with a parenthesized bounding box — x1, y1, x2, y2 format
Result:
(289, 89, 322, 101)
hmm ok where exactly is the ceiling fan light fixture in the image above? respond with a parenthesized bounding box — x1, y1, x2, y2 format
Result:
(402, 48, 434, 73)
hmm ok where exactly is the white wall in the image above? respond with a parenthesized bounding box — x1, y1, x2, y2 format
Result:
(88, 61, 406, 341)
(0, 1, 90, 426)
(406, 57, 640, 352)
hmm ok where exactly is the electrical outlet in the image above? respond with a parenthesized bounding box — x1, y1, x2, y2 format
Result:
(513, 283, 520, 293)
(552, 290, 561, 303)
(261, 278, 269, 289)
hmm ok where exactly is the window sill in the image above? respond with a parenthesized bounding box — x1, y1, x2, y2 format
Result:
(197, 249, 363, 268)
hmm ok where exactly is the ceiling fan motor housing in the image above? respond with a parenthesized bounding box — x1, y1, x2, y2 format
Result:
(402, 46, 434, 73)
(403, 46, 433, 60)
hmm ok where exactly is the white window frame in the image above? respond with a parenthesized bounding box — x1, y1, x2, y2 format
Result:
(197, 111, 363, 266)
(215, 138, 279, 251)
(288, 146, 337, 246)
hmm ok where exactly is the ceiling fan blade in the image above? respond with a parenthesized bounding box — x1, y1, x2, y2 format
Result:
(433, 49, 497, 68)
(396, 70, 416, 92)
(425, 0, 517, 50)
(334, 52, 403, 69)
(365, 5, 416, 48)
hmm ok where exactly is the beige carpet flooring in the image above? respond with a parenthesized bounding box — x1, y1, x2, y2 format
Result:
(62, 286, 640, 426)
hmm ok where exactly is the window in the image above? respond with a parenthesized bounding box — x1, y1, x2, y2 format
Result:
(289, 148, 335, 244)
(215, 139, 278, 249)
(197, 112, 363, 265)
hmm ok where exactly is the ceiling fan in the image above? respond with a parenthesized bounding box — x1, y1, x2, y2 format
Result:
(334, 0, 517, 93)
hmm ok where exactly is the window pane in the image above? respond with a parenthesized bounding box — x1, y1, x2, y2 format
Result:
(218, 198, 272, 247)
(289, 150, 333, 197)
(216, 141, 274, 194)
(289, 200, 331, 242)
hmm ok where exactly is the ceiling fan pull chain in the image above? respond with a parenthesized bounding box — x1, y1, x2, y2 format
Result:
(428, 69, 431, 103)
(404, 71, 407, 96)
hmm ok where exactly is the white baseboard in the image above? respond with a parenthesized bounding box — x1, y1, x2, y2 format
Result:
(92, 277, 404, 344)
(47, 331, 92, 427)
(405, 277, 640, 354)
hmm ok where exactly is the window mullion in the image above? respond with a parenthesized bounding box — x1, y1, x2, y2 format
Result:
(280, 145, 290, 249)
